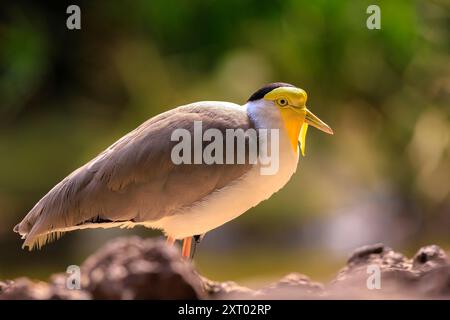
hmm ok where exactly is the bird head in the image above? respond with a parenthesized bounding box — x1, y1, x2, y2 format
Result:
(248, 82, 333, 156)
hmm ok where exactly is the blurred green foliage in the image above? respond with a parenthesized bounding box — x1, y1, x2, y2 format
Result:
(0, 0, 449, 282)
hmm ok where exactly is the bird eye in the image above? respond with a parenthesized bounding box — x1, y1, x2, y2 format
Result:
(277, 98, 288, 106)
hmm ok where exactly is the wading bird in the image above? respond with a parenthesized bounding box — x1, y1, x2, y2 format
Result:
(14, 83, 333, 258)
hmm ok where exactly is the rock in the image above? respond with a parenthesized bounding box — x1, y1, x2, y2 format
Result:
(345, 243, 410, 271)
(347, 243, 386, 265)
(206, 273, 324, 299)
(412, 245, 448, 272)
(81, 236, 204, 299)
(201, 276, 255, 297)
(0, 280, 14, 294)
(1, 239, 449, 299)
(0, 278, 90, 300)
(256, 273, 324, 299)
(329, 243, 450, 299)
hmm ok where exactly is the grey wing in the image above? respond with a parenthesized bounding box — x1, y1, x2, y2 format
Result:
(14, 102, 255, 249)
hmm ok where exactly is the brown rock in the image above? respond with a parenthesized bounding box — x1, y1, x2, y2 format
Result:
(329, 243, 450, 299)
(201, 276, 255, 298)
(412, 245, 448, 272)
(256, 273, 324, 299)
(0, 277, 90, 300)
(0, 280, 14, 294)
(81, 236, 204, 299)
(2, 238, 450, 300)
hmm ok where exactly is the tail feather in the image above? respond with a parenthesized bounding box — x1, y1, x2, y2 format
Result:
(22, 230, 66, 251)
(13, 202, 62, 250)
(13, 148, 136, 250)
(13, 172, 91, 250)
(14, 202, 45, 243)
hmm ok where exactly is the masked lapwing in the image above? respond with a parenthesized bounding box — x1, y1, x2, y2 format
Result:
(14, 82, 333, 258)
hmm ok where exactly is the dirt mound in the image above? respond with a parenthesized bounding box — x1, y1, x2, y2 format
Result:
(1, 237, 449, 299)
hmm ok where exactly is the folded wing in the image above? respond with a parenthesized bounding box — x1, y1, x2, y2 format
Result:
(14, 102, 255, 249)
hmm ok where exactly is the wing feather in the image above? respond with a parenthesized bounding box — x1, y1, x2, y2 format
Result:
(14, 102, 255, 249)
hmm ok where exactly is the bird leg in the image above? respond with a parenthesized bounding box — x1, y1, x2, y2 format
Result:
(181, 237, 192, 258)
(166, 236, 175, 246)
(190, 235, 202, 259)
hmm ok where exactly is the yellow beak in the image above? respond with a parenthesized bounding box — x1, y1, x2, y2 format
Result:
(304, 108, 333, 135)
(297, 107, 333, 157)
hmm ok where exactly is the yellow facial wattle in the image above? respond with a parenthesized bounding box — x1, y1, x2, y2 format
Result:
(299, 123, 308, 156)
(263, 85, 332, 156)
(279, 107, 307, 155)
(264, 86, 309, 155)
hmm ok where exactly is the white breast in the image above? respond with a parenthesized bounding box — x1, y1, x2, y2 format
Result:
(149, 101, 300, 239)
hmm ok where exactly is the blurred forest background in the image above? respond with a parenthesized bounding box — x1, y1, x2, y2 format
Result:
(0, 0, 449, 285)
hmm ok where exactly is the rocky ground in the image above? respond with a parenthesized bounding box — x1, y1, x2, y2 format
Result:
(1, 237, 449, 299)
